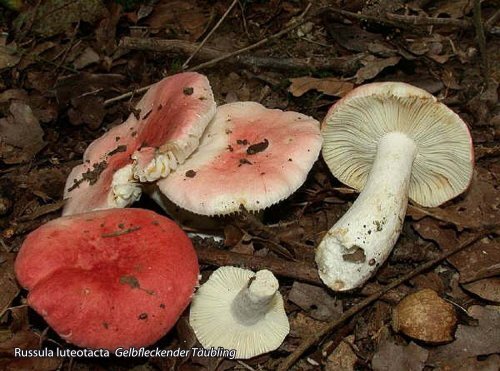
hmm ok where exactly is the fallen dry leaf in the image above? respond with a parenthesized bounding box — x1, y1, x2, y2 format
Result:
(0, 252, 19, 318)
(289, 312, 325, 338)
(428, 305, 500, 364)
(68, 95, 106, 130)
(145, 0, 210, 41)
(325, 335, 358, 371)
(463, 278, 500, 303)
(413, 218, 500, 283)
(0, 101, 45, 164)
(288, 282, 342, 321)
(73, 47, 100, 70)
(0, 40, 20, 70)
(434, 354, 500, 371)
(372, 339, 428, 371)
(14, 0, 108, 37)
(288, 77, 354, 97)
(431, 0, 473, 19)
(355, 56, 401, 84)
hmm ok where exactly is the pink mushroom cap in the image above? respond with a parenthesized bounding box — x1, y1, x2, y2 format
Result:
(157, 102, 322, 215)
(63, 72, 216, 215)
(15, 208, 199, 351)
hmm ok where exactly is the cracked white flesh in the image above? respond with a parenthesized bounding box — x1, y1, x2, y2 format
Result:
(316, 132, 417, 291)
(132, 150, 178, 182)
(110, 164, 142, 208)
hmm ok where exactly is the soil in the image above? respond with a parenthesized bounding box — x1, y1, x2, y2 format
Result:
(0, 0, 499, 370)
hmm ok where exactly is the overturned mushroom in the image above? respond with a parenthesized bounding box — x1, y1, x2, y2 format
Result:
(189, 267, 289, 359)
(316, 82, 474, 291)
(15, 208, 199, 351)
(63, 72, 216, 215)
(157, 101, 322, 215)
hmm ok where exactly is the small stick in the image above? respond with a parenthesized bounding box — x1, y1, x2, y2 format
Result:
(277, 229, 493, 370)
(386, 13, 472, 28)
(195, 246, 322, 285)
(472, 0, 490, 84)
(183, 0, 239, 68)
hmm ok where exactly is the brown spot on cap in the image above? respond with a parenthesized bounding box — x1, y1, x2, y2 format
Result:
(183, 87, 194, 95)
(185, 170, 197, 178)
(247, 139, 269, 155)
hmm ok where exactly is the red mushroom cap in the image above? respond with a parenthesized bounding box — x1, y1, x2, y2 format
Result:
(63, 72, 216, 215)
(15, 208, 199, 351)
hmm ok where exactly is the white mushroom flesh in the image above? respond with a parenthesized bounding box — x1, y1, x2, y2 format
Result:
(316, 132, 417, 291)
(132, 150, 179, 182)
(110, 164, 142, 207)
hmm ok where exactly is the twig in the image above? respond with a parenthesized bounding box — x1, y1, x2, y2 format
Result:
(472, 0, 490, 84)
(277, 229, 493, 370)
(104, 85, 151, 106)
(183, 0, 239, 68)
(194, 245, 322, 285)
(188, 2, 313, 72)
(122, 36, 363, 73)
(485, 9, 500, 31)
(386, 13, 472, 28)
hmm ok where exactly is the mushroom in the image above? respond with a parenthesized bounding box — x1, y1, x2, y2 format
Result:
(15, 208, 199, 351)
(63, 72, 216, 215)
(156, 101, 322, 215)
(316, 82, 474, 291)
(189, 267, 289, 359)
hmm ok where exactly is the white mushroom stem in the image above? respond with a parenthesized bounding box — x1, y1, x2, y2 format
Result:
(316, 131, 417, 291)
(230, 270, 278, 325)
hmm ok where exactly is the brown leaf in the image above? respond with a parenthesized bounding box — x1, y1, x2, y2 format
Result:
(434, 354, 500, 371)
(14, 0, 108, 38)
(431, 0, 473, 19)
(463, 278, 500, 303)
(355, 56, 401, 84)
(0, 252, 19, 317)
(413, 218, 500, 283)
(288, 77, 354, 98)
(372, 339, 428, 371)
(325, 335, 358, 371)
(0, 102, 45, 164)
(145, 1, 210, 41)
(428, 306, 500, 363)
(0, 40, 20, 70)
(289, 312, 325, 338)
(68, 95, 106, 130)
(288, 282, 342, 321)
(73, 47, 100, 70)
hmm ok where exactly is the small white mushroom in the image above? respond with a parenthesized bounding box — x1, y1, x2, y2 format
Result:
(316, 82, 474, 291)
(189, 267, 289, 359)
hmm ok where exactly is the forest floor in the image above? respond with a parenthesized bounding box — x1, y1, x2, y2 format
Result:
(0, 0, 499, 370)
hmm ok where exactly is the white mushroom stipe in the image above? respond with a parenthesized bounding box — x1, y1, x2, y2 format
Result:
(110, 164, 142, 207)
(316, 132, 417, 291)
(231, 270, 279, 326)
(189, 267, 289, 359)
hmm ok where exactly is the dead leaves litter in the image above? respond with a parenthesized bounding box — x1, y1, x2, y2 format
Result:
(288, 77, 354, 97)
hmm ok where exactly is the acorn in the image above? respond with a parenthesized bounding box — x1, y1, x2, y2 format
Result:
(392, 289, 457, 343)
